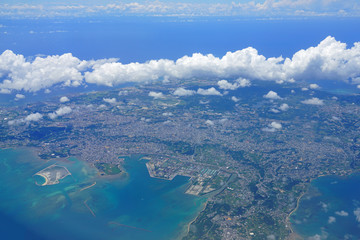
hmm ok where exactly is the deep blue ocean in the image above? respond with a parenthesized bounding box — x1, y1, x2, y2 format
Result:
(1, 17, 360, 62)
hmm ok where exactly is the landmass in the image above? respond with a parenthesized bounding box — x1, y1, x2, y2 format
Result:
(2, 79, 360, 239)
(34, 164, 71, 186)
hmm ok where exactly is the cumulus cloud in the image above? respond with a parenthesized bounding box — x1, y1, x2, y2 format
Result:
(231, 96, 240, 102)
(48, 106, 72, 119)
(162, 112, 173, 116)
(270, 121, 282, 129)
(15, 93, 25, 100)
(309, 83, 320, 89)
(103, 97, 117, 104)
(25, 112, 43, 122)
(0, 50, 93, 92)
(354, 208, 360, 222)
(262, 121, 282, 132)
(59, 96, 70, 103)
(279, 103, 289, 111)
(270, 108, 280, 113)
(2, 37, 360, 92)
(149, 91, 165, 99)
(205, 120, 214, 126)
(308, 234, 321, 240)
(264, 90, 281, 100)
(335, 210, 349, 217)
(173, 87, 195, 96)
(0, 88, 11, 94)
(197, 87, 222, 96)
(118, 90, 129, 96)
(8, 112, 43, 125)
(328, 216, 336, 224)
(301, 97, 324, 105)
(217, 77, 250, 90)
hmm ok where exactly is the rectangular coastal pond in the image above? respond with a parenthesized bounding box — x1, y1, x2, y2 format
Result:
(0, 148, 206, 240)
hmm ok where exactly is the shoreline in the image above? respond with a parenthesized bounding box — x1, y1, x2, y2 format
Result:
(186, 200, 208, 236)
(285, 171, 360, 238)
(34, 173, 49, 186)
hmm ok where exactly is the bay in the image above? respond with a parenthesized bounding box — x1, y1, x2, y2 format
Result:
(291, 174, 360, 240)
(0, 148, 206, 240)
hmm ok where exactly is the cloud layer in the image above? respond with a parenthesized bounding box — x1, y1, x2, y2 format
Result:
(1, 1, 359, 18)
(1, 36, 360, 93)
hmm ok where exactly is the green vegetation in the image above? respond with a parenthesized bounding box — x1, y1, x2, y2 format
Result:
(163, 141, 195, 155)
(95, 162, 122, 175)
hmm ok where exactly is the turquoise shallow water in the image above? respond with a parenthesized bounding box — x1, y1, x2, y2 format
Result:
(0, 148, 205, 240)
(291, 174, 360, 240)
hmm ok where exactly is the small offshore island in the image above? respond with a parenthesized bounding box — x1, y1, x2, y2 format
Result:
(34, 164, 71, 186)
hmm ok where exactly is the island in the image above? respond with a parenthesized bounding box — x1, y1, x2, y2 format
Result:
(34, 164, 71, 186)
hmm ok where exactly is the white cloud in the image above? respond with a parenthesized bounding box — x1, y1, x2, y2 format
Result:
(149, 91, 164, 99)
(118, 90, 129, 96)
(0, 50, 91, 92)
(48, 106, 72, 119)
(59, 96, 70, 103)
(354, 208, 360, 222)
(237, 78, 251, 87)
(263, 121, 282, 132)
(218, 80, 238, 90)
(25, 112, 43, 122)
(231, 96, 240, 102)
(217, 78, 250, 90)
(335, 210, 349, 217)
(328, 216, 336, 224)
(8, 112, 43, 125)
(309, 83, 320, 89)
(2, 37, 360, 92)
(308, 234, 322, 240)
(2, 1, 360, 18)
(103, 97, 117, 104)
(270, 121, 282, 129)
(162, 112, 173, 116)
(262, 127, 276, 133)
(15, 93, 25, 100)
(205, 120, 214, 126)
(270, 108, 280, 113)
(264, 90, 281, 100)
(0, 88, 11, 94)
(197, 87, 222, 96)
(301, 87, 309, 91)
(279, 103, 289, 111)
(301, 97, 324, 105)
(173, 87, 195, 96)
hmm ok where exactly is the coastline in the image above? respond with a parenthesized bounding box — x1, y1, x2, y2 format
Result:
(182, 200, 208, 239)
(285, 171, 360, 239)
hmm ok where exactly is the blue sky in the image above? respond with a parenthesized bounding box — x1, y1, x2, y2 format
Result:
(1, 0, 359, 18)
